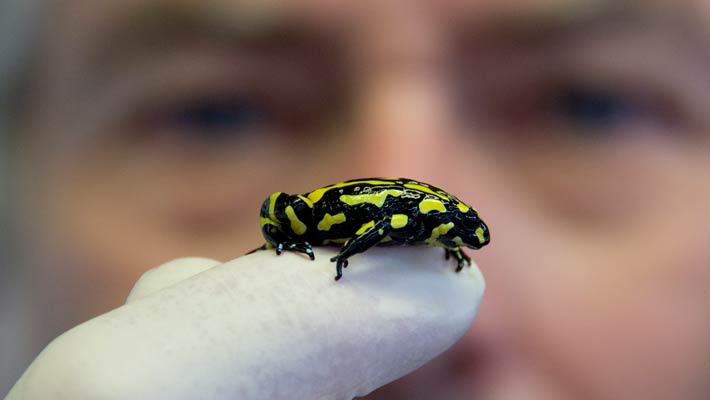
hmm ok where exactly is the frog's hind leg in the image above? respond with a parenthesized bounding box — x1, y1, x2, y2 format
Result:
(246, 243, 270, 255)
(330, 219, 392, 281)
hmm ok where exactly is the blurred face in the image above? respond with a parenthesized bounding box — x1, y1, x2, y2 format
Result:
(17, 0, 710, 399)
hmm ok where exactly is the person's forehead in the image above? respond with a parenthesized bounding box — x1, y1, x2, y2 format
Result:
(49, 0, 710, 67)
(59, 0, 705, 36)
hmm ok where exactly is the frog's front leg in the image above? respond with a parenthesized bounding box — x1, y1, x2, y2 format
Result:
(330, 219, 392, 281)
(443, 246, 471, 272)
(284, 241, 315, 259)
(258, 224, 315, 260)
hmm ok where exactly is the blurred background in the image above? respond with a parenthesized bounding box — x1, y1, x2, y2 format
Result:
(1, 0, 709, 398)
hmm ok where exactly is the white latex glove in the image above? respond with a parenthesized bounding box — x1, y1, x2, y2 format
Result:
(6, 246, 485, 400)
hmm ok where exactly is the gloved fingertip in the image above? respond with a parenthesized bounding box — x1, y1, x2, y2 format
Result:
(126, 257, 222, 303)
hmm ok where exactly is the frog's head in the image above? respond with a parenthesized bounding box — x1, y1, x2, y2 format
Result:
(259, 192, 314, 238)
(448, 207, 490, 250)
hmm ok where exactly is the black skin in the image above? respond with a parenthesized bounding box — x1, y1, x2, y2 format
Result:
(249, 179, 490, 281)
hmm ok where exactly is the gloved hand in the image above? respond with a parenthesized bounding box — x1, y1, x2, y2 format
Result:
(6, 246, 485, 400)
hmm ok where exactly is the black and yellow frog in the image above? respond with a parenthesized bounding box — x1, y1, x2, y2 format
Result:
(251, 178, 490, 280)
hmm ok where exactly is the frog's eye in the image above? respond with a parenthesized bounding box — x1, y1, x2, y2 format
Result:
(460, 214, 480, 230)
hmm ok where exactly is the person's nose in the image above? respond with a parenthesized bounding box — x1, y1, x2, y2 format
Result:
(343, 8, 459, 180)
(353, 73, 456, 178)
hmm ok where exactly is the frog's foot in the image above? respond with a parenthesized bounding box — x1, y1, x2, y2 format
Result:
(444, 248, 471, 272)
(329, 255, 350, 281)
(285, 241, 315, 260)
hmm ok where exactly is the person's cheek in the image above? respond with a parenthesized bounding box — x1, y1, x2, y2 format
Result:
(518, 241, 708, 399)
(509, 151, 710, 400)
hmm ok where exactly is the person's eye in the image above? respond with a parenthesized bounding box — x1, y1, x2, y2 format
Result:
(536, 81, 683, 140)
(549, 84, 642, 132)
(162, 96, 268, 141)
(131, 85, 342, 146)
(471, 79, 680, 142)
(132, 92, 293, 146)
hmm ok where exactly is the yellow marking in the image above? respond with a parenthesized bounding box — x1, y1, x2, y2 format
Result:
(418, 198, 446, 214)
(475, 227, 486, 244)
(323, 238, 349, 245)
(260, 217, 280, 227)
(391, 214, 408, 229)
(285, 205, 307, 235)
(268, 192, 281, 221)
(453, 236, 464, 246)
(340, 189, 403, 208)
(306, 188, 330, 204)
(404, 183, 449, 200)
(317, 212, 347, 231)
(437, 222, 455, 235)
(306, 179, 398, 203)
(381, 235, 393, 242)
(298, 195, 314, 208)
(356, 220, 376, 235)
(425, 222, 455, 246)
(456, 202, 471, 213)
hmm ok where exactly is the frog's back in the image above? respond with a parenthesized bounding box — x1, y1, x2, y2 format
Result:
(304, 178, 458, 244)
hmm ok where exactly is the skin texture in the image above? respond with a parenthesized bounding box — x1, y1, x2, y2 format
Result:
(6, 0, 710, 398)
